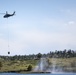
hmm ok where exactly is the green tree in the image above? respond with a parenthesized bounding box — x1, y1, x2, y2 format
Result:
(37, 53, 42, 59)
(27, 65, 32, 71)
(0, 62, 2, 70)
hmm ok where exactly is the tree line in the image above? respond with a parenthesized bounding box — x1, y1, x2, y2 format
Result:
(48, 49, 76, 58)
(0, 49, 76, 61)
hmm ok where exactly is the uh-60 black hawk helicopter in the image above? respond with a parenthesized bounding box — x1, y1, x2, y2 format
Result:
(0, 11, 15, 55)
(0, 11, 15, 18)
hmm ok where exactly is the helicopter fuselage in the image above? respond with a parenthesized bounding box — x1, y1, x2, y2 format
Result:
(3, 11, 15, 18)
(4, 14, 13, 18)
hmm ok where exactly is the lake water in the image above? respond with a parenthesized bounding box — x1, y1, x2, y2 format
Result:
(0, 73, 76, 75)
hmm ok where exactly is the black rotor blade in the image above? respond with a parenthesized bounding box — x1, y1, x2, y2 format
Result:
(0, 13, 5, 14)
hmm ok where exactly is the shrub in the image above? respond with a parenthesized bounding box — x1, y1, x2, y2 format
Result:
(0, 62, 2, 69)
(27, 65, 32, 71)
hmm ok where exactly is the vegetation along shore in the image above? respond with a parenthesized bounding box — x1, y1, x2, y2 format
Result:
(0, 49, 76, 73)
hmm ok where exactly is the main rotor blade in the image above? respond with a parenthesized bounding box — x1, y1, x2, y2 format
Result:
(0, 13, 5, 14)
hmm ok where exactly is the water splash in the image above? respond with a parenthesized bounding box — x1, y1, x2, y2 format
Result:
(51, 58, 63, 73)
(33, 58, 49, 72)
(33, 57, 64, 73)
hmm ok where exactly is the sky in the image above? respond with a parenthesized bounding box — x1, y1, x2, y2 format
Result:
(0, 0, 76, 55)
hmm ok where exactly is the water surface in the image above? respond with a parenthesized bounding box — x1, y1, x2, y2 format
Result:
(0, 73, 76, 75)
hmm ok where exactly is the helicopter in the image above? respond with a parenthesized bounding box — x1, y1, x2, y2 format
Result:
(0, 11, 15, 18)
